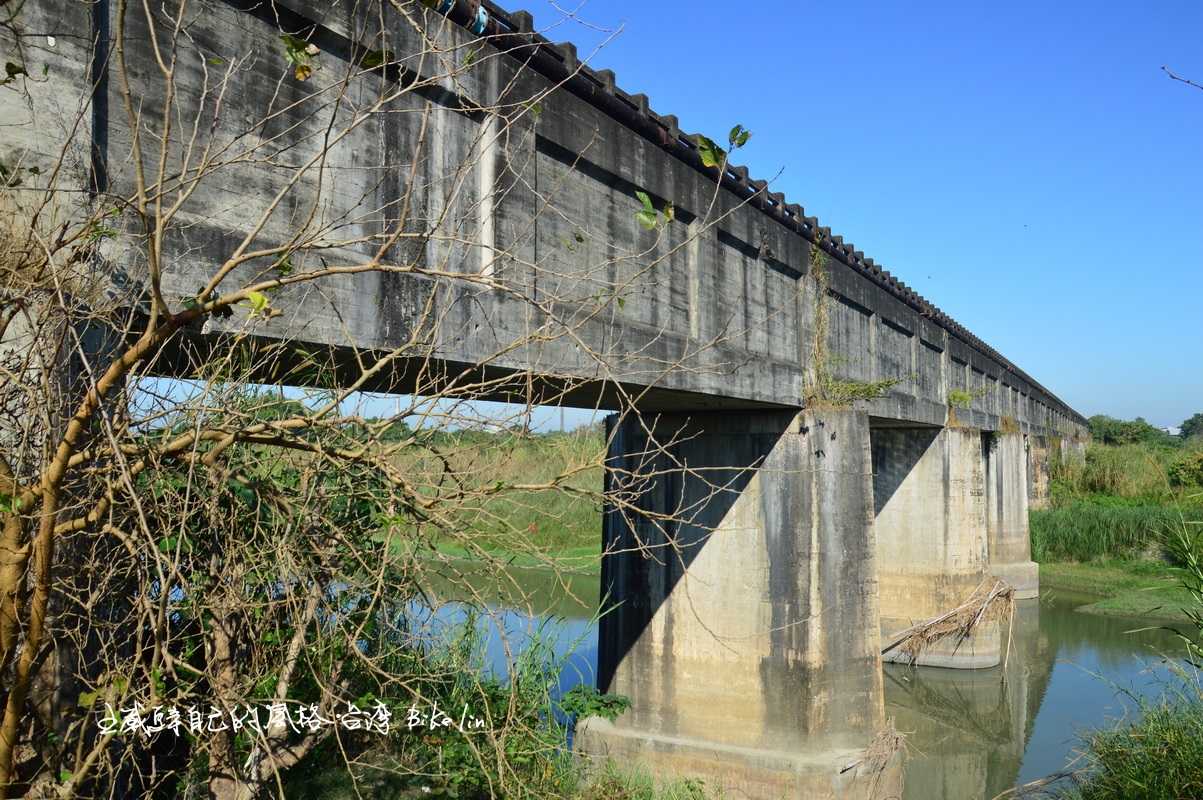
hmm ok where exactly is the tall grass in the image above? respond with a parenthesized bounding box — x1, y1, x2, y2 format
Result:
(1033, 441, 1203, 564)
(1053, 682, 1203, 800)
(1030, 503, 1203, 563)
(1051, 440, 1203, 502)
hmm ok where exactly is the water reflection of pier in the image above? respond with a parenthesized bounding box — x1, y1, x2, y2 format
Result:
(884, 599, 1055, 800)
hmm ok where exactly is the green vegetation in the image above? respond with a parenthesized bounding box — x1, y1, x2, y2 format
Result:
(1087, 413, 1183, 447)
(288, 610, 706, 800)
(287, 615, 579, 799)
(1031, 502, 1203, 563)
(1051, 439, 1203, 501)
(803, 243, 906, 408)
(1168, 449, 1203, 488)
(1053, 682, 1203, 800)
(576, 763, 716, 800)
(1034, 414, 1203, 796)
(1036, 412, 1200, 529)
(947, 388, 982, 409)
(1050, 513, 1203, 800)
(1181, 413, 1203, 442)
(1033, 413, 1203, 625)
(386, 424, 606, 572)
(1039, 562, 1195, 621)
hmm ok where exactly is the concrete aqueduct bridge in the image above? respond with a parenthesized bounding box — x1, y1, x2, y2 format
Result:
(4, 0, 1087, 795)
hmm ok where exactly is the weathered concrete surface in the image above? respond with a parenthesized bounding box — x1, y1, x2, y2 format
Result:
(986, 433, 1039, 599)
(0, 0, 1089, 435)
(1026, 436, 1052, 510)
(582, 409, 900, 798)
(871, 425, 1000, 669)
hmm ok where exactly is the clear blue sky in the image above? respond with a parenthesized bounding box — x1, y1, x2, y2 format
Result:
(529, 0, 1202, 428)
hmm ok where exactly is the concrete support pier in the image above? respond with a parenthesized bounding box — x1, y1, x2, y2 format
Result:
(1026, 435, 1052, 511)
(883, 598, 1052, 799)
(578, 409, 901, 799)
(870, 425, 1000, 669)
(986, 433, 1039, 599)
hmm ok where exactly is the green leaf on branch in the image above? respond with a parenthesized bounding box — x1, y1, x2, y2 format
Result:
(694, 133, 725, 168)
(85, 221, 118, 242)
(633, 190, 672, 230)
(728, 124, 751, 149)
(246, 291, 269, 312)
(280, 34, 319, 81)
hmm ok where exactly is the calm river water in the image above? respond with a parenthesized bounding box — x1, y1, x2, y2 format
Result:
(418, 566, 1191, 800)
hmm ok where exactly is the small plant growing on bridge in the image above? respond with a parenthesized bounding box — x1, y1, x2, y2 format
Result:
(692, 123, 752, 170)
(804, 242, 904, 408)
(948, 388, 985, 409)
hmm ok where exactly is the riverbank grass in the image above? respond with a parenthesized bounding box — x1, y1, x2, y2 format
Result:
(576, 762, 717, 800)
(431, 540, 602, 574)
(1040, 561, 1196, 622)
(1054, 679, 1203, 800)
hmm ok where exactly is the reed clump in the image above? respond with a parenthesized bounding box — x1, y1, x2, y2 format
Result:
(1031, 502, 1203, 563)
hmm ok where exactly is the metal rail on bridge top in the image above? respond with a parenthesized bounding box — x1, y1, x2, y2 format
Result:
(421, 0, 1086, 426)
